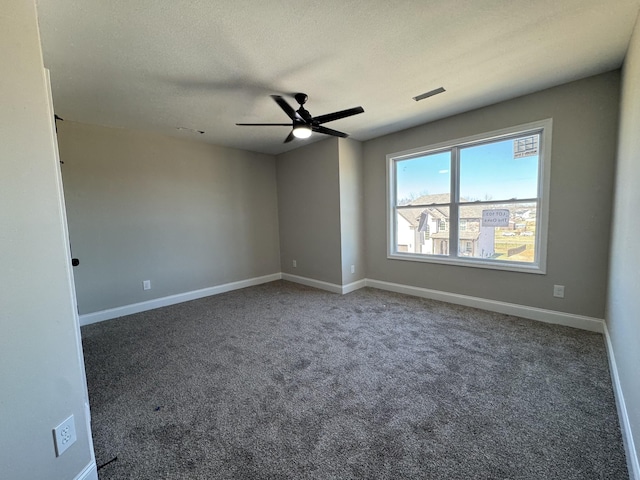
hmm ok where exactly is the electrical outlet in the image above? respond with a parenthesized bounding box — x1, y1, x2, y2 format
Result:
(292, 260, 297, 268)
(143, 280, 151, 290)
(53, 414, 77, 457)
(351, 265, 355, 274)
(553, 284, 565, 298)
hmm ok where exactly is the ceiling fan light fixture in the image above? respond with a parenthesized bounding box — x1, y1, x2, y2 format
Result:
(292, 124, 312, 139)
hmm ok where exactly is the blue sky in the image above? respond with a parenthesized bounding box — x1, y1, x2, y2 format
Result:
(396, 136, 539, 203)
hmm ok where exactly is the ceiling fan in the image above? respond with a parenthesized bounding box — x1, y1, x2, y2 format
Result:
(236, 93, 364, 143)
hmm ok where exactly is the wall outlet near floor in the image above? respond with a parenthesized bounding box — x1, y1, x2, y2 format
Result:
(292, 260, 297, 268)
(351, 265, 355, 274)
(553, 284, 565, 298)
(53, 414, 77, 457)
(143, 280, 151, 290)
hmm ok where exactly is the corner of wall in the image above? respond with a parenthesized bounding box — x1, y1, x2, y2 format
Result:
(605, 9, 640, 479)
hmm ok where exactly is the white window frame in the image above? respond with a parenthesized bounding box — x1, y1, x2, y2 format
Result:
(387, 119, 552, 274)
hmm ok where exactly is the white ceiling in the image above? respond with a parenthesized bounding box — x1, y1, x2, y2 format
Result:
(36, 0, 640, 155)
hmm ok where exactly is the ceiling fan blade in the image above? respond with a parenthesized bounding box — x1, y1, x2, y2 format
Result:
(312, 125, 349, 138)
(284, 131, 296, 143)
(271, 95, 303, 121)
(236, 123, 291, 126)
(313, 106, 364, 125)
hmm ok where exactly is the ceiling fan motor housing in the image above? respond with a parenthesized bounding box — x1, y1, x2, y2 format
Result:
(236, 92, 364, 143)
(294, 93, 308, 105)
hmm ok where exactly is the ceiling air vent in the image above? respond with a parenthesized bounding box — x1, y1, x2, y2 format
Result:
(413, 87, 446, 102)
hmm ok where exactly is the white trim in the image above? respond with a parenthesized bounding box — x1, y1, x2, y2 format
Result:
(537, 118, 552, 275)
(74, 461, 98, 480)
(603, 324, 640, 480)
(365, 278, 604, 333)
(81, 274, 605, 333)
(79, 273, 363, 326)
(341, 279, 367, 294)
(386, 252, 546, 275)
(79, 273, 282, 326)
(388, 119, 554, 161)
(281, 273, 343, 294)
(47, 68, 99, 473)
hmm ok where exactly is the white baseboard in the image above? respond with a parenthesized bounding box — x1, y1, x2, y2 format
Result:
(279, 275, 603, 333)
(281, 273, 343, 294)
(281, 274, 367, 295)
(604, 324, 639, 480)
(79, 273, 282, 326)
(342, 279, 367, 294)
(74, 461, 98, 480)
(365, 278, 605, 333)
(79, 273, 605, 334)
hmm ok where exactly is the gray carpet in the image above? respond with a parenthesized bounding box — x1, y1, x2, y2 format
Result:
(81, 280, 628, 479)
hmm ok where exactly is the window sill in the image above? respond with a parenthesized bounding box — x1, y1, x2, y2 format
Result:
(387, 252, 546, 275)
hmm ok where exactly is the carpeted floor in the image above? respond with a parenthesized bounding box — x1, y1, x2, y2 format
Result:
(81, 280, 628, 479)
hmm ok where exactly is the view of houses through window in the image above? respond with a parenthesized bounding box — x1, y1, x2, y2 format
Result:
(396, 198, 537, 262)
(389, 121, 550, 271)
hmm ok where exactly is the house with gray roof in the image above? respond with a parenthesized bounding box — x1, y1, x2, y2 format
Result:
(396, 194, 496, 258)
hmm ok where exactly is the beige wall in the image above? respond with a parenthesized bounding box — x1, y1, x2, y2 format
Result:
(58, 121, 280, 315)
(277, 138, 343, 285)
(363, 71, 620, 318)
(0, 1, 96, 478)
(338, 138, 366, 284)
(607, 12, 640, 475)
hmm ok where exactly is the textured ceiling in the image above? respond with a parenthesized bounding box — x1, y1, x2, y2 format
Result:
(36, 0, 640, 155)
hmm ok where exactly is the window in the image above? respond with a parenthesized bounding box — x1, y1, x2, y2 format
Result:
(388, 119, 551, 273)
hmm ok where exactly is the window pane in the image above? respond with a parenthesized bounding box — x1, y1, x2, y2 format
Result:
(459, 135, 539, 202)
(396, 151, 451, 206)
(396, 206, 449, 255)
(457, 202, 537, 263)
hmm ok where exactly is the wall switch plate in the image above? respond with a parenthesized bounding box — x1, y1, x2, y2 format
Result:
(143, 280, 151, 290)
(351, 265, 355, 274)
(292, 260, 297, 268)
(53, 414, 77, 457)
(553, 284, 565, 298)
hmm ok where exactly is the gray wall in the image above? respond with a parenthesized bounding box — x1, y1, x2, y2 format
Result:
(607, 12, 640, 472)
(277, 138, 343, 285)
(58, 121, 280, 315)
(0, 1, 95, 478)
(339, 138, 366, 284)
(363, 71, 620, 319)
